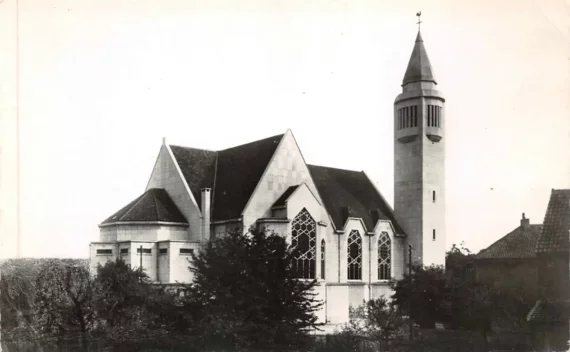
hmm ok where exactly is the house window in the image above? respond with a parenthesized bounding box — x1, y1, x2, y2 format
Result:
(179, 248, 194, 255)
(378, 232, 391, 281)
(136, 248, 151, 254)
(96, 249, 112, 255)
(291, 208, 317, 279)
(347, 230, 362, 280)
(433, 229, 436, 241)
(120, 248, 128, 255)
(159, 248, 167, 255)
(320, 239, 325, 280)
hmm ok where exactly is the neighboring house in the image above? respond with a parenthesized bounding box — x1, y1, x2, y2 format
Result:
(527, 189, 570, 352)
(90, 28, 448, 329)
(475, 213, 542, 301)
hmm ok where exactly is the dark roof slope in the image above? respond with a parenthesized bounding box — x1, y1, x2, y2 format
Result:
(527, 300, 569, 323)
(307, 165, 404, 233)
(169, 146, 217, 212)
(101, 188, 187, 225)
(272, 185, 299, 208)
(536, 189, 570, 254)
(476, 224, 543, 260)
(212, 134, 283, 221)
(170, 134, 284, 221)
(402, 31, 437, 85)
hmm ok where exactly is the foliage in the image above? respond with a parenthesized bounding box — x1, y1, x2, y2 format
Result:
(391, 264, 447, 329)
(34, 259, 94, 335)
(186, 226, 323, 349)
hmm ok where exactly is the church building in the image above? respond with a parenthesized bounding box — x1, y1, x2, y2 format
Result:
(90, 29, 447, 327)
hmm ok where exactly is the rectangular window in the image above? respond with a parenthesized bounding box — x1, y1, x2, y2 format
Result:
(433, 229, 436, 241)
(120, 248, 128, 255)
(414, 115, 418, 127)
(180, 248, 194, 255)
(96, 249, 112, 255)
(136, 248, 152, 254)
(159, 248, 167, 255)
(433, 190, 436, 202)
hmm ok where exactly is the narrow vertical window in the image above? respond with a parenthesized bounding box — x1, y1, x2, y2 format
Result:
(398, 110, 401, 129)
(347, 230, 362, 280)
(433, 190, 436, 202)
(433, 229, 436, 241)
(291, 208, 317, 279)
(320, 239, 325, 280)
(378, 232, 391, 280)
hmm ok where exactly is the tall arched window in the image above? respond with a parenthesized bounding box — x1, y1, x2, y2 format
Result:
(347, 230, 362, 280)
(291, 208, 317, 279)
(378, 232, 391, 281)
(320, 239, 325, 280)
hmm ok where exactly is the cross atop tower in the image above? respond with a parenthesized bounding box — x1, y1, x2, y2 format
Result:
(416, 11, 422, 31)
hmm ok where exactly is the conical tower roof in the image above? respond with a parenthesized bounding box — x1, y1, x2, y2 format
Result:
(402, 31, 437, 85)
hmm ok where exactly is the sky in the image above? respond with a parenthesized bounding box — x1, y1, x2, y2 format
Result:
(0, 0, 568, 259)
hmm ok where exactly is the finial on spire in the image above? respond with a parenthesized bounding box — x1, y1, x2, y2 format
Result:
(416, 11, 422, 31)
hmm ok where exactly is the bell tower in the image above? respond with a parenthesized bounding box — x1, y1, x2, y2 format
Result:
(394, 26, 446, 267)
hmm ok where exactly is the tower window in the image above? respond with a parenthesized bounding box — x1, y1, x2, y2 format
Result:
(433, 229, 436, 241)
(433, 190, 436, 202)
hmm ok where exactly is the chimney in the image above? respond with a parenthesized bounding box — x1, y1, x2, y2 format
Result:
(520, 213, 530, 229)
(201, 188, 211, 241)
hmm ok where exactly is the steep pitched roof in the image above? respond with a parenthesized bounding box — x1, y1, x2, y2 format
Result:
(402, 31, 437, 86)
(476, 223, 543, 260)
(101, 188, 187, 225)
(169, 146, 217, 211)
(212, 134, 283, 221)
(169, 134, 284, 221)
(536, 189, 570, 254)
(307, 165, 404, 234)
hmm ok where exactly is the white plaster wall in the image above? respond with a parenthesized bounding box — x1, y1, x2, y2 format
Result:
(242, 131, 323, 228)
(104, 224, 188, 242)
(326, 285, 349, 324)
(89, 243, 117, 274)
(100, 227, 117, 242)
(127, 242, 158, 281)
(146, 145, 201, 241)
(168, 242, 200, 283)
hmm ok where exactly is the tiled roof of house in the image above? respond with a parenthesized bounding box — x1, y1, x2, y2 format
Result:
(476, 223, 543, 260)
(101, 188, 187, 225)
(307, 165, 404, 234)
(536, 189, 570, 254)
(170, 134, 284, 221)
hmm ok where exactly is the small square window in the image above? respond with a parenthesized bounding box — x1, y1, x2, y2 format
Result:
(159, 248, 167, 255)
(180, 248, 194, 255)
(120, 248, 128, 255)
(136, 248, 151, 254)
(96, 249, 112, 255)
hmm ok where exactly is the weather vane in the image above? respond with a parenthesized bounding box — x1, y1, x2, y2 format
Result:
(416, 11, 422, 31)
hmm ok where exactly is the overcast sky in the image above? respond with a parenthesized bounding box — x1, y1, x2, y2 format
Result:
(0, 0, 568, 259)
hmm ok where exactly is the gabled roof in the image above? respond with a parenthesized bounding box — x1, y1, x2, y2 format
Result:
(402, 31, 437, 86)
(272, 185, 299, 208)
(476, 223, 542, 260)
(101, 188, 187, 225)
(307, 165, 404, 233)
(169, 134, 284, 221)
(536, 189, 570, 254)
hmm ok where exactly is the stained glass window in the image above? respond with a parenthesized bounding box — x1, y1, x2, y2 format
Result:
(378, 232, 391, 280)
(320, 239, 325, 280)
(347, 230, 362, 280)
(291, 208, 316, 279)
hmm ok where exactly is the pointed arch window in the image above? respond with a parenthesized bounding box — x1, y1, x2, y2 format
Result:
(347, 230, 362, 280)
(291, 208, 317, 279)
(378, 232, 391, 281)
(320, 239, 326, 280)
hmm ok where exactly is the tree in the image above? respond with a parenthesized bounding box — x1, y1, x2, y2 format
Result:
(34, 259, 93, 335)
(186, 226, 323, 349)
(391, 264, 447, 329)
